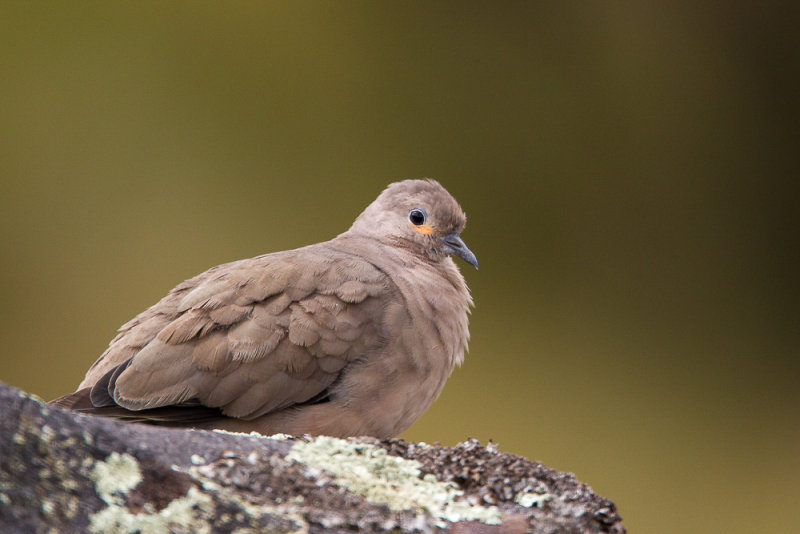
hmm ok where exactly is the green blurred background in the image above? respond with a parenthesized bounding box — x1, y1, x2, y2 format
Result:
(2, 2, 797, 532)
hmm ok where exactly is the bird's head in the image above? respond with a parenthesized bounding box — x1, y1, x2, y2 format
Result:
(350, 179, 478, 269)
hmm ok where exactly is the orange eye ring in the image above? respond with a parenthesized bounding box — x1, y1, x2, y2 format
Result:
(413, 223, 435, 235)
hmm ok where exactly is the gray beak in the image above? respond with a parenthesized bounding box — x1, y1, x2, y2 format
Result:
(442, 234, 479, 270)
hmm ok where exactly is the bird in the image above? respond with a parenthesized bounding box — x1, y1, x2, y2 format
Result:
(50, 179, 478, 439)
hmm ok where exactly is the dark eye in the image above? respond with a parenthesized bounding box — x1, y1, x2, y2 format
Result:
(408, 208, 427, 226)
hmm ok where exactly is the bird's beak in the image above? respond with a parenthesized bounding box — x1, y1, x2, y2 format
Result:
(442, 234, 479, 270)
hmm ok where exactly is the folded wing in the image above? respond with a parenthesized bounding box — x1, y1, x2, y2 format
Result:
(63, 245, 391, 422)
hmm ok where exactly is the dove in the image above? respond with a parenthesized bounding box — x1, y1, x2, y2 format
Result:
(51, 179, 477, 439)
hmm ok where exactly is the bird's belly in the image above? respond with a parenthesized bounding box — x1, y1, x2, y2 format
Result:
(327, 345, 456, 438)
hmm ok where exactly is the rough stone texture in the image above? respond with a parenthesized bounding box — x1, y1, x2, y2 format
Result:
(0, 383, 624, 533)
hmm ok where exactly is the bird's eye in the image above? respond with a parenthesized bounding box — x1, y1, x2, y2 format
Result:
(408, 208, 427, 226)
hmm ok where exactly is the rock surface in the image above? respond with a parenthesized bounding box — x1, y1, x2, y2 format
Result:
(0, 383, 624, 533)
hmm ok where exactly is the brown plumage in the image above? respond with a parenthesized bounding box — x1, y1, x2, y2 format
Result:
(50, 179, 477, 439)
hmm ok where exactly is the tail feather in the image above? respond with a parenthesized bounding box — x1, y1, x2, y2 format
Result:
(50, 388, 95, 410)
(49, 387, 223, 426)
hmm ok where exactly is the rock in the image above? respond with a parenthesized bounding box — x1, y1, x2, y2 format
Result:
(0, 383, 624, 533)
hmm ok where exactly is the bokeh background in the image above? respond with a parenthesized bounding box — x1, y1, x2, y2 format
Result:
(2, 2, 798, 532)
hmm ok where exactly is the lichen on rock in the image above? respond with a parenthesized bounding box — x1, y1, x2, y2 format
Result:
(287, 436, 502, 526)
(90, 452, 142, 505)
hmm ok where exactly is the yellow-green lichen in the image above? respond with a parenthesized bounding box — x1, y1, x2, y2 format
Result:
(14, 388, 45, 405)
(90, 452, 142, 505)
(40, 424, 55, 439)
(210, 429, 292, 441)
(286, 436, 502, 526)
(515, 491, 550, 508)
(88, 486, 214, 534)
(264, 433, 293, 441)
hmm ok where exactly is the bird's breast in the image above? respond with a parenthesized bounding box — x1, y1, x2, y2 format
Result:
(347, 258, 472, 436)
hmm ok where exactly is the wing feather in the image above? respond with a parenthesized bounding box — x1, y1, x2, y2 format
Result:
(75, 245, 391, 425)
